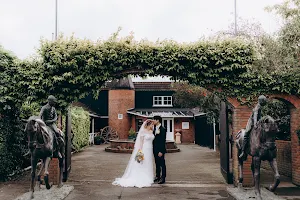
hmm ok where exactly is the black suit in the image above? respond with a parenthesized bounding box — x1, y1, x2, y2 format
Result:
(153, 125, 167, 179)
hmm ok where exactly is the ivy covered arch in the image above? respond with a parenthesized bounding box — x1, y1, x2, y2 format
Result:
(2, 34, 300, 185)
(23, 35, 258, 108)
(18, 34, 298, 109)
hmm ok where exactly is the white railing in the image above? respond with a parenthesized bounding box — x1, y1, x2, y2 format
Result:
(89, 132, 95, 145)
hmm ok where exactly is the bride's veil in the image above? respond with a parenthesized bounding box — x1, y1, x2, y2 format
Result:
(115, 120, 149, 180)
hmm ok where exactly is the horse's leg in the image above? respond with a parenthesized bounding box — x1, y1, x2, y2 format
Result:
(36, 159, 44, 191)
(29, 155, 37, 199)
(251, 158, 255, 185)
(268, 158, 280, 192)
(43, 157, 52, 189)
(238, 158, 244, 189)
(58, 157, 64, 188)
(253, 156, 262, 200)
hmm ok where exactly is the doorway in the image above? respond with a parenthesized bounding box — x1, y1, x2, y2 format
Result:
(162, 118, 174, 141)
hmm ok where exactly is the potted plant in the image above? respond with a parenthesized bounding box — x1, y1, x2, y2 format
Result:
(94, 134, 103, 145)
(128, 127, 136, 140)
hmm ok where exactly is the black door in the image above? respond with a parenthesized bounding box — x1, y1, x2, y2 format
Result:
(219, 101, 233, 184)
(194, 116, 214, 149)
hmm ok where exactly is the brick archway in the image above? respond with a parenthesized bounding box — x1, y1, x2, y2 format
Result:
(228, 95, 300, 186)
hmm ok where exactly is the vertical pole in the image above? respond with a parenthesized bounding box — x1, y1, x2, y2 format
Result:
(234, 0, 237, 35)
(92, 118, 95, 133)
(55, 0, 58, 40)
(213, 118, 216, 152)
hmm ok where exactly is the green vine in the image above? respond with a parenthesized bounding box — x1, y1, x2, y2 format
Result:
(62, 106, 90, 152)
(20, 35, 256, 108)
(11, 33, 298, 109)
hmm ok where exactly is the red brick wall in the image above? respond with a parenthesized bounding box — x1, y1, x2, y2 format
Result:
(229, 98, 253, 187)
(262, 140, 292, 177)
(174, 118, 195, 143)
(41, 158, 60, 185)
(108, 90, 135, 139)
(229, 96, 300, 187)
(290, 108, 300, 185)
(269, 95, 300, 185)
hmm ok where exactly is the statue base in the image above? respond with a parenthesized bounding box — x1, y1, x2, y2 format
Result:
(14, 185, 73, 200)
(227, 186, 284, 200)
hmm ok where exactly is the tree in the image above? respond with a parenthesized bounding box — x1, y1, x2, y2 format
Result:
(0, 46, 27, 180)
(172, 82, 220, 123)
(266, 0, 300, 69)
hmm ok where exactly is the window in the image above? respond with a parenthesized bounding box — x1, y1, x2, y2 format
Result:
(153, 96, 172, 107)
(118, 114, 123, 119)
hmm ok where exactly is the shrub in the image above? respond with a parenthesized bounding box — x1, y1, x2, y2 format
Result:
(0, 47, 27, 180)
(262, 99, 291, 141)
(67, 106, 90, 151)
(0, 115, 27, 180)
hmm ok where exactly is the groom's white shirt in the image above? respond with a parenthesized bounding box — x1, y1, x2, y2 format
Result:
(155, 123, 161, 135)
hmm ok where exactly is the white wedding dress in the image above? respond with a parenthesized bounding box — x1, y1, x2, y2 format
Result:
(112, 122, 154, 188)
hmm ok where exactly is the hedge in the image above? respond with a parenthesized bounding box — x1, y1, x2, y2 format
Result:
(62, 106, 90, 152)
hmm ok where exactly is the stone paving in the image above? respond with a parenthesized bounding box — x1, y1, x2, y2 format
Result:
(1, 144, 299, 200)
(64, 144, 233, 200)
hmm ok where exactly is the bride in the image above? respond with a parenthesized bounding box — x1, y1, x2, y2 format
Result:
(112, 120, 155, 188)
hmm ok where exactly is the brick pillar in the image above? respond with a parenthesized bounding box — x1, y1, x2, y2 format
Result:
(42, 158, 60, 185)
(109, 90, 135, 139)
(231, 104, 253, 186)
(131, 116, 136, 132)
(57, 115, 62, 130)
(291, 108, 300, 185)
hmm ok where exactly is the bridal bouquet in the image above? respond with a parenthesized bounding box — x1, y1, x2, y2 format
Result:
(135, 150, 144, 163)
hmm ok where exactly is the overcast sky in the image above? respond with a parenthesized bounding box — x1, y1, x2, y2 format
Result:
(0, 0, 284, 59)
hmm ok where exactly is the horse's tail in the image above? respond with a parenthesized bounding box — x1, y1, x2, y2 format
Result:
(235, 130, 242, 140)
(235, 129, 245, 149)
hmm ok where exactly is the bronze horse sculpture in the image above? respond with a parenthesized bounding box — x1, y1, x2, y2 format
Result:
(236, 115, 280, 200)
(24, 116, 65, 199)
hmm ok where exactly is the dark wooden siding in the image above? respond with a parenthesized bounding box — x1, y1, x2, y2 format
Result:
(135, 91, 175, 108)
(79, 90, 109, 116)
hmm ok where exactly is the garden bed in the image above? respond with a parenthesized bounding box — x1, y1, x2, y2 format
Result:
(105, 139, 180, 153)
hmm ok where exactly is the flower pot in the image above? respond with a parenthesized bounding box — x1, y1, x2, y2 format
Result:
(94, 137, 103, 145)
(128, 135, 136, 140)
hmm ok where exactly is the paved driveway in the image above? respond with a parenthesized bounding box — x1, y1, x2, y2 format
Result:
(65, 144, 234, 200)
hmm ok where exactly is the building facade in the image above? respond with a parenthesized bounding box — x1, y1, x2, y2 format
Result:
(79, 77, 215, 146)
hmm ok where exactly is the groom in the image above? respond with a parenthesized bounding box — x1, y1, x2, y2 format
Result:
(153, 116, 167, 184)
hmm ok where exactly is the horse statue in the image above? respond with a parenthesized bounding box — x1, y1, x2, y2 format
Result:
(24, 116, 65, 199)
(235, 115, 280, 200)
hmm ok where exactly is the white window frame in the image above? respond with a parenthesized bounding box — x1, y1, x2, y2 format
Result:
(118, 114, 123, 119)
(153, 96, 173, 107)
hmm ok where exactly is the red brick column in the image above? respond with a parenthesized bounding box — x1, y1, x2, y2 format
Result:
(131, 116, 136, 132)
(49, 158, 60, 185)
(42, 158, 60, 185)
(290, 108, 300, 185)
(109, 90, 135, 139)
(229, 98, 253, 186)
(57, 115, 62, 130)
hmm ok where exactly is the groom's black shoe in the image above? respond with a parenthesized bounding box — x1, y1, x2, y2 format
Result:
(158, 178, 165, 184)
(154, 177, 160, 183)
